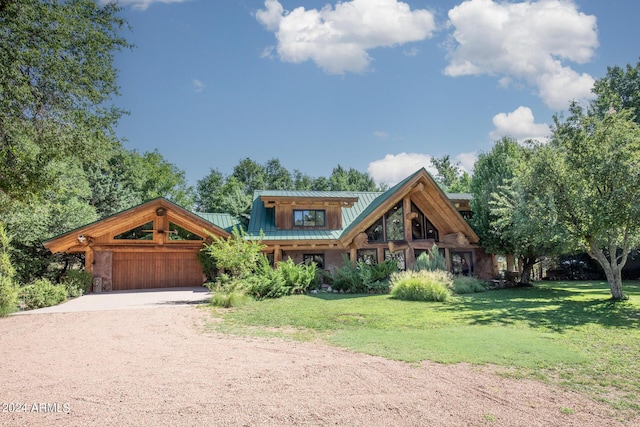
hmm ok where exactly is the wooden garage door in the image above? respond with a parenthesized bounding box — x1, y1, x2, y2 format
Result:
(112, 252, 203, 290)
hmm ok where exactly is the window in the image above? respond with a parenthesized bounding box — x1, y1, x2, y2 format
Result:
(365, 218, 384, 242)
(451, 251, 473, 276)
(303, 254, 324, 269)
(114, 221, 154, 240)
(357, 249, 378, 265)
(384, 202, 404, 241)
(384, 249, 405, 270)
(293, 210, 326, 227)
(411, 202, 438, 241)
(168, 222, 203, 241)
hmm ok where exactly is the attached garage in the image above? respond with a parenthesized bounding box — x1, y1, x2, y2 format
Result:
(112, 252, 204, 290)
(44, 199, 237, 292)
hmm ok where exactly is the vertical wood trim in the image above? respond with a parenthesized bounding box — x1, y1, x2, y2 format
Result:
(274, 245, 282, 264)
(85, 247, 94, 274)
(350, 247, 357, 264)
(403, 196, 412, 242)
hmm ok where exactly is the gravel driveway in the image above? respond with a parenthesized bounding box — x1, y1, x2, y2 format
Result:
(1, 299, 636, 426)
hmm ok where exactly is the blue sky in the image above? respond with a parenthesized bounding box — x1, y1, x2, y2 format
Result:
(107, 0, 640, 186)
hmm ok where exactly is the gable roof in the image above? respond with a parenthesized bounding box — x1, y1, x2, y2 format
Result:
(44, 198, 236, 253)
(247, 168, 479, 244)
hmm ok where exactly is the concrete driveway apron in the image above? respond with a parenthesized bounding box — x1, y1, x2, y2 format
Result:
(13, 287, 212, 314)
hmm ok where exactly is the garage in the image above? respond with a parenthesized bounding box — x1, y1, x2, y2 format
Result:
(112, 252, 204, 290)
(44, 198, 237, 292)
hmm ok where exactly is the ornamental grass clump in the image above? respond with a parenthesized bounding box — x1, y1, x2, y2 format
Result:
(452, 275, 487, 294)
(389, 270, 452, 302)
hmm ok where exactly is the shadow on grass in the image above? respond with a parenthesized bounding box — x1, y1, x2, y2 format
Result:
(439, 282, 640, 332)
(308, 293, 380, 301)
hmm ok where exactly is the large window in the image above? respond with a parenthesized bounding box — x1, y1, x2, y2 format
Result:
(293, 210, 326, 227)
(411, 202, 438, 241)
(357, 249, 378, 265)
(384, 202, 404, 241)
(384, 249, 406, 270)
(365, 218, 384, 242)
(303, 254, 324, 269)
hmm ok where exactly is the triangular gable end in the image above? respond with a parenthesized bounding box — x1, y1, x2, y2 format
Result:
(339, 168, 478, 247)
(44, 198, 232, 254)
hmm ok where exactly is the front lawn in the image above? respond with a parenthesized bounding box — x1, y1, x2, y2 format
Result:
(208, 280, 640, 414)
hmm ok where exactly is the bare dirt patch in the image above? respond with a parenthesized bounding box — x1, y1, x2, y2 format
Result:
(0, 307, 636, 426)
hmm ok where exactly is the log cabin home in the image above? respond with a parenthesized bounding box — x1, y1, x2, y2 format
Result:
(44, 168, 497, 291)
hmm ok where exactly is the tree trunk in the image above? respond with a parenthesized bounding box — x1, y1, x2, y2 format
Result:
(587, 243, 628, 301)
(506, 254, 516, 272)
(519, 257, 537, 286)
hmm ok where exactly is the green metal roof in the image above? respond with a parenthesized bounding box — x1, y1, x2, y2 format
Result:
(248, 189, 384, 240)
(195, 212, 243, 233)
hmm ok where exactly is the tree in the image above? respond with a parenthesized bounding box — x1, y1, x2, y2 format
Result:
(489, 148, 572, 285)
(0, 0, 130, 208)
(470, 138, 526, 270)
(264, 158, 293, 190)
(531, 105, 640, 299)
(232, 158, 267, 195)
(329, 165, 381, 191)
(430, 155, 471, 193)
(0, 223, 19, 316)
(195, 168, 226, 212)
(591, 61, 640, 123)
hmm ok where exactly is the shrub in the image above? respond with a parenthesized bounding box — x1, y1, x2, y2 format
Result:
(197, 249, 217, 281)
(0, 224, 19, 316)
(452, 275, 487, 294)
(325, 255, 396, 293)
(390, 270, 452, 302)
(276, 257, 317, 293)
(326, 255, 363, 292)
(200, 227, 265, 279)
(415, 245, 447, 271)
(20, 278, 67, 309)
(210, 289, 253, 308)
(61, 269, 92, 297)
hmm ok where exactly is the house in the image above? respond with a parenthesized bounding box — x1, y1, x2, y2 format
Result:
(44, 168, 497, 291)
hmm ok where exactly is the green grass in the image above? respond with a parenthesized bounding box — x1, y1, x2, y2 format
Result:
(208, 280, 640, 414)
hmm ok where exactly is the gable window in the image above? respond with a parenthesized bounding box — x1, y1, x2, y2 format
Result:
(384, 202, 404, 241)
(365, 218, 384, 242)
(114, 221, 154, 240)
(411, 202, 438, 241)
(364, 202, 405, 242)
(303, 254, 324, 269)
(168, 222, 203, 241)
(293, 210, 326, 227)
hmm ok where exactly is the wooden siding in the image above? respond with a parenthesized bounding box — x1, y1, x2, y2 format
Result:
(112, 252, 203, 290)
(275, 205, 343, 230)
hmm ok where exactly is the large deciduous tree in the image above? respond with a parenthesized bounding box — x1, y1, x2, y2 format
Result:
(430, 155, 471, 193)
(0, 0, 130, 208)
(532, 105, 640, 300)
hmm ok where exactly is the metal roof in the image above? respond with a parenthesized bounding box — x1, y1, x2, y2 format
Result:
(195, 213, 243, 233)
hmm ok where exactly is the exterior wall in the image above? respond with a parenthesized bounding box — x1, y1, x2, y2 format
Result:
(275, 205, 343, 230)
(280, 249, 349, 272)
(93, 251, 113, 291)
(473, 247, 498, 280)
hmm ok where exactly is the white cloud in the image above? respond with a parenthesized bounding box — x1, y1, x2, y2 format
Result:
(368, 153, 437, 186)
(255, 0, 436, 74)
(489, 106, 551, 143)
(192, 79, 206, 93)
(403, 47, 419, 57)
(455, 152, 477, 174)
(100, 0, 189, 10)
(445, 0, 598, 109)
(373, 130, 389, 138)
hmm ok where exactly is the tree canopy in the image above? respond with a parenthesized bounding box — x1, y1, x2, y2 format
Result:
(0, 0, 131, 207)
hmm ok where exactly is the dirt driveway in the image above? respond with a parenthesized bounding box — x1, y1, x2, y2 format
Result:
(1, 301, 636, 426)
